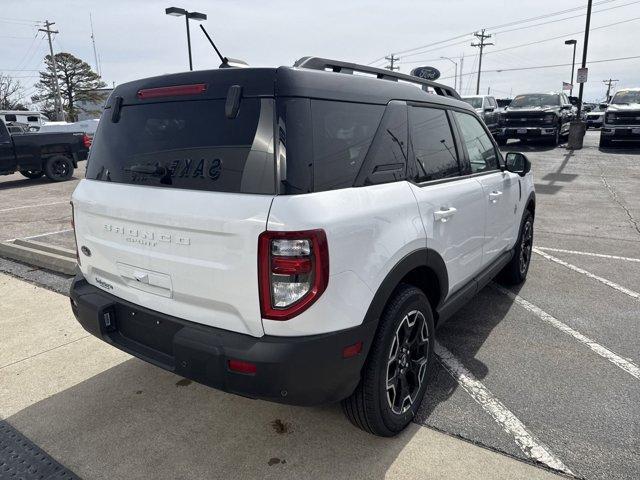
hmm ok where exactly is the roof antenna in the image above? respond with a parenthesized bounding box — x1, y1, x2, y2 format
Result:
(199, 25, 248, 69)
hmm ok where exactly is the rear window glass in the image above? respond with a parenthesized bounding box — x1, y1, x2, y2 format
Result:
(86, 98, 275, 194)
(310, 100, 384, 192)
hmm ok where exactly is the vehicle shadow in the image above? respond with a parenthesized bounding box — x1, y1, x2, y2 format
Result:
(6, 356, 421, 479)
(498, 139, 559, 153)
(0, 175, 80, 191)
(598, 143, 640, 155)
(415, 281, 522, 426)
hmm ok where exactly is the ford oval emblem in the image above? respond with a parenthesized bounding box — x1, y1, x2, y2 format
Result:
(410, 66, 441, 81)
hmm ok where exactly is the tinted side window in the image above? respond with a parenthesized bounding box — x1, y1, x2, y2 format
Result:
(356, 102, 408, 186)
(453, 111, 498, 173)
(409, 106, 459, 182)
(27, 116, 38, 122)
(311, 100, 384, 192)
(4, 114, 17, 122)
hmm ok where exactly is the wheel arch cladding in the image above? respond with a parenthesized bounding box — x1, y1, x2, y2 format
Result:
(526, 192, 536, 217)
(363, 249, 448, 328)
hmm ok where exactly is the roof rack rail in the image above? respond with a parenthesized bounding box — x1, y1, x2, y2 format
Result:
(293, 56, 460, 100)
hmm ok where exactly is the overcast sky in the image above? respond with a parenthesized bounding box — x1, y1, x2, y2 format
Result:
(3, 0, 639, 106)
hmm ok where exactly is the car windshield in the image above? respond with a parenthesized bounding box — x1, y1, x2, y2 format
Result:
(611, 91, 640, 105)
(510, 94, 560, 108)
(461, 97, 483, 109)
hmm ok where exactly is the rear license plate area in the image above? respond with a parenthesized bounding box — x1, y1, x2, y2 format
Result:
(114, 304, 182, 357)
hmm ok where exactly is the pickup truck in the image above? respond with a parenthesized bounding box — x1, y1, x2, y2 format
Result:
(500, 92, 576, 146)
(0, 119, 90, 181)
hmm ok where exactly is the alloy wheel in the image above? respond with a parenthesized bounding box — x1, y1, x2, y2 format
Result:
(519, 220, 533, 275)
(386, 310, 430, 415)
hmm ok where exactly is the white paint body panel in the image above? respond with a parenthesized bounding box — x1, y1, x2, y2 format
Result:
(264, 182, 425, 336)
(408, 178, 485, 297)
(72, 179, 273, 337)
(476, 171, 520, 266)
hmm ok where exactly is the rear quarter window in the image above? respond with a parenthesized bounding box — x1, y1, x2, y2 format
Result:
(87, 98, 275, 194)
(310, 100, 384, 192)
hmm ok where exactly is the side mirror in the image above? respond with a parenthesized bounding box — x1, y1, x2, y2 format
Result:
(561, 104, 572, 110)
(484, 106, 495, 112)
(505, 152, 531, 177)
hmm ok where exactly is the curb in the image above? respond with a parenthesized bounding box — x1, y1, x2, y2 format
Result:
(0, 239, 77, 275)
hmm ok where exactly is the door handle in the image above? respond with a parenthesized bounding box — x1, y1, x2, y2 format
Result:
(489, 191, 503, 203)
(434, 207, 457, 223)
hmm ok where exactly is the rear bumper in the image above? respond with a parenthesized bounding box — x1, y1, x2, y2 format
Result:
(69, 274, 375, 406)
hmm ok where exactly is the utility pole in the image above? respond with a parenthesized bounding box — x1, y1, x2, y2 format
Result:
(38, 20, 65, 121)
(385, 54, 400, 71)
(568, 0, 593, 149)
(459, 54, 464, 94)
(602, 78, 618, 102)
(90, 13, 101, 76)
(471, 29, 493, 95)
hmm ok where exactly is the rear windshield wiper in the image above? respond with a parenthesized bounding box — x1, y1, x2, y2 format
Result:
(127, 164, 167, 175)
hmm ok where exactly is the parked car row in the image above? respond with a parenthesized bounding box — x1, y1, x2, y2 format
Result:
(462, 88, 640, 147)
(462, 92, 576, 146)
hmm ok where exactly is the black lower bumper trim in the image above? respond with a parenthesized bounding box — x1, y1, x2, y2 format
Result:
(70, 274, 375, 406)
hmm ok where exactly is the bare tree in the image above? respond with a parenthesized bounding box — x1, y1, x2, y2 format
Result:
(0, 74, 26, 110)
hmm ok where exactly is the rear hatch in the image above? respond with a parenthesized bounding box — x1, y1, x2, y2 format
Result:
(72, 70, 277, 337)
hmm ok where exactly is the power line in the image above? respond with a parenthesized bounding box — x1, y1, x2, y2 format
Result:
(401, 15, 640, 65)
(437, 54, 640, 80)
(367, 0, 621, 63)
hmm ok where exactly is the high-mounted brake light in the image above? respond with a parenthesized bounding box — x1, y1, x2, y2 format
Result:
(136, 83, 207, 99)
(258, 230, 329, 320)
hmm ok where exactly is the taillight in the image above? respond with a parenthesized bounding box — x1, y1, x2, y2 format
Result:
(82, 134, 92, 149)
(137, 83, 207, 99)
(70, 201, 80, 266)
(258, 230, 329, 320)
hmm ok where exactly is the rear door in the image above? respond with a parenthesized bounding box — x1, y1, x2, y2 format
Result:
(407, 105, 485, 296)
(452, 110, 519, 266)
(72, 94, 276, 337)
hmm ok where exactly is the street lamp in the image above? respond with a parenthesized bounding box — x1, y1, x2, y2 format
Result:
(165, 7, 207, 71)
(564, 39, 577, 96)
(440, 56, 458, 91)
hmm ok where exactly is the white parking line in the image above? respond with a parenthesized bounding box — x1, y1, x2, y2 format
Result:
(493, 284, 640, 380)
(5, 228, 73, 243)
(0, 201, 67, 213)
(536, 246, 640, 263)
(533, 248, 640, 300)
(434, 341, 574, 475)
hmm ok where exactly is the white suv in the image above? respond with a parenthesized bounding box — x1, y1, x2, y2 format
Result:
(69, 57, 535, 437)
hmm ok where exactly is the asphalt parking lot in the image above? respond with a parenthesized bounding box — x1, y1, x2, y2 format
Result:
(1, 131, 639, 479)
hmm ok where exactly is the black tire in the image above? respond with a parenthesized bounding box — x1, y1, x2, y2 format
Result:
(599, 136, 611, 148)
(19, 170, 44, 179)
(499, 210, 534, 285)
(44, 155, 74, 182)
(342, 284, 435, 437)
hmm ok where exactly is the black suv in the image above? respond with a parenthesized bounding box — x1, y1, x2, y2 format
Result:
(500, 93, 576, 145)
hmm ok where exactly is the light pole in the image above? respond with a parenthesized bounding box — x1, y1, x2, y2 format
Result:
(564, 39, 577, 96)
(440, 56, 458, 91)
(165, 7, 207, 71)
